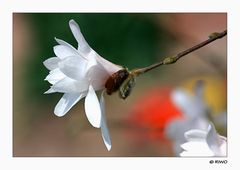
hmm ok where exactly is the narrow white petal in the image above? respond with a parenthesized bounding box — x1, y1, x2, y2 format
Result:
(171, 89, 192, 112)
(180, 150, 203, 157)
(52, 77, 89, 93)
(193, 80, 205, 98)
(45, 68, 66, 85)
(96, 54, 122, 75)
(43, 57, 61, 70)
(84, 85, 101, 128)
(218, 138, 227, 156)
(180, 151, 191, 156)
(54, 93, 86, 117)
(165, 119, 184, 139)
(86, 53, 98, 71)
(206, 123, 221, 154)
(44, 88, 56, 94)
(55, 38, 88, 60)
(54, 44, 80, 59)
(69, 19, 91, 55)
(165, 116, 208, 141)
(55, 37, 75, 49)
(181, 141, 206, 151)
(100, 91, 111, 151)
(184, 129, 207, 142)
(181, 141, 213, 156)
(86, 56, 111, 90)
(58, 56, 88, 81)
(171, 88, 207, 118)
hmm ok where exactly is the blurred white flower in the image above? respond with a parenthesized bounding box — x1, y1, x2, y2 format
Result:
(43, 19, 122, 150)
(180, 122, 227, 156)
(165, 81, 210, 155)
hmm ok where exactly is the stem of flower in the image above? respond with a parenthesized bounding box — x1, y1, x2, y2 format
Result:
(132, 30, 227, 76)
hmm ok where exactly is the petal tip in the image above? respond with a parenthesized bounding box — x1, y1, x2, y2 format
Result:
(69, 19, 77, 27)
(54, 37, 60, 43)
(84, 85, 102, 128)
(69, 19, 75, 23)
(54, 108, 65, 117)
(93, 124, 101, 128)
(43, 59, 51, 70)
(44, 88, 55, 94)
(106, 144, 111, 151)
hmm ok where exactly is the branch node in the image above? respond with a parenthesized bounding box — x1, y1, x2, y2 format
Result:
(208, 32, 221, 39)
(163, 56, 177, 65)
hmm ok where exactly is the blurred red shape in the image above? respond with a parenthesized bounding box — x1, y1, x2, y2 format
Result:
(126, 87, 183, 141)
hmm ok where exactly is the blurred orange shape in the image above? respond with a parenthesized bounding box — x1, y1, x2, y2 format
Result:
(127, 87, 183, 140)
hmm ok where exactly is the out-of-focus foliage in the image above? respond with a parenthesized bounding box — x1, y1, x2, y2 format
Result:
(24, 13, 174, 105)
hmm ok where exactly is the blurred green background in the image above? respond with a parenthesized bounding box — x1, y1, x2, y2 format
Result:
(26, 13, 174, 104)
(13, 13, 227, 156)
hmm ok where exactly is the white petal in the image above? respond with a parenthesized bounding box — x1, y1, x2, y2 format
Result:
(55, 38, 88, 60)
(193, 80, 205, 99)
(165, 119, 187, 141)
(100, 91, 111, 151)
(69, 19, 91, 55)
(181, 141, 207, 151)
(43, 57, 61, 70)
(96, 54, 122, 75)
(165, 116, 208, 142)
(58, 56, 88, 81)
(86, 53, 98, 71)
(45, 68, 66, 84)
(84, 85, 101, 128)
(179, 151, 191, 156)
(44, 87, 56, 94)
(171, 88, 192, 112)
(184, 129, 207, 142)
(51, 77, 89, 93)
(86, 56, 111, 90)
(180, 141, 213, 156)
(206, 123, 221, 154)
(218, 138, 227, 156)
(180, 151, 202, 157)
(54, 93, 86, 117)
(171, 88, 208, 118)
(55, 38, 75, 49)
(54, 44, 80, 59)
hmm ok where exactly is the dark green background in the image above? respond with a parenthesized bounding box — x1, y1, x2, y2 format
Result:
(24, 13, 175, 104)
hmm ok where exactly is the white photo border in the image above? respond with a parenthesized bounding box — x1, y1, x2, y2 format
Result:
(1, 0, 240, 170)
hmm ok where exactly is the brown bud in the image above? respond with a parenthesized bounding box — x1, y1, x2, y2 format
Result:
(105, 69, 129, 95)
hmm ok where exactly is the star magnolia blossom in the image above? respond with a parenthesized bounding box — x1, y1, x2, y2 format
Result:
(43, 19, 122, 150)
(165, 87, 209, 155)
(180, 123, 227, 156)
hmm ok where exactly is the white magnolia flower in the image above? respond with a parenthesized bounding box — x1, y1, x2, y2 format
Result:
(165, 81, 210, 155)
(43, 19, 122, 150)
(180, 123, 227, 156)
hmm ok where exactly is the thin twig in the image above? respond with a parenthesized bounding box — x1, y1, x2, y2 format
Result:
(133, 30, 227, 76)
